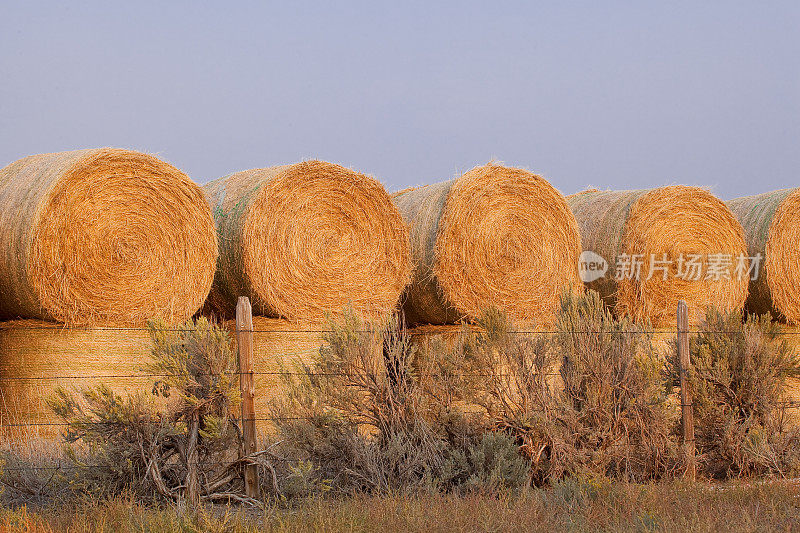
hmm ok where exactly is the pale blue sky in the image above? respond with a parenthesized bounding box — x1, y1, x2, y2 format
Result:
(1, 1, 797, 198)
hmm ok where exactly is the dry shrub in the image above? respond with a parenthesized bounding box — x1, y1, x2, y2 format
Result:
(0, 148, 217, 325)
(46, 318, 248, 505)
(728, 189, 800, 322)
(0, 436, 77, 507)
(673, 309, 800, 478)
(392, 162, 582, 326)
(271, 313, 446, 494)
(568, 186, 748, 326)
(452, 292, 679, 483)
(275, 293, 679, 494)
(271, 312, 528, 495)
(203, 161, 410, 322)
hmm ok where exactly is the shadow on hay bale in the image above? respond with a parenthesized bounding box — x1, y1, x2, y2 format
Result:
(567, 186, 748, 326)
(0, 148, 218, 326)
(392, 162, 582, 327)
(203, 161, 410, 324)
(728, 189, 800, 323)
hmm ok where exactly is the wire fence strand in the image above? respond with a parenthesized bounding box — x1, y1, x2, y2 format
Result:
(6, 325, 800, 335)
(2, 326, 800, 436)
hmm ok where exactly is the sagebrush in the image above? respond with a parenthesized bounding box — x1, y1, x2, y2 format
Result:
(670, 309, 800, 478)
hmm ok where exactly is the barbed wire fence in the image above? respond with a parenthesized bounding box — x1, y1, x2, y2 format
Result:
(1, 297, 799, 486)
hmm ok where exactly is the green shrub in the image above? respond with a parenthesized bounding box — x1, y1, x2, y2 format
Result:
(439, 432, 530, 494)
(554, 291, 678, 481)
(459, 291, 679, 483)
(672, 309, 800, 478)
(273, 313, 444, 495)
(47, 318, 246, 505)
(271, 311, 524, 496)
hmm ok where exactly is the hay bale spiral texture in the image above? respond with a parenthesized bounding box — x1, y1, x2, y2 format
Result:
(728, 189, 800, 322)
(392, 163, 582, 326)
(0, 149, 218, 325)
(568, 186, 748, 326)
(204, 161, 410, 323)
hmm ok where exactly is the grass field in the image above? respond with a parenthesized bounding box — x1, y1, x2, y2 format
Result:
(1, 480, 799, 532)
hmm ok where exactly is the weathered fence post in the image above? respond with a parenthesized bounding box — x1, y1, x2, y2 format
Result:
(236, 296, 260, 498)
(677, 299, 696, 480)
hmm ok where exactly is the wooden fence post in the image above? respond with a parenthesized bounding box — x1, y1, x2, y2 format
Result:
(236, 296, 260, 499)
(677, 300, 696, 480)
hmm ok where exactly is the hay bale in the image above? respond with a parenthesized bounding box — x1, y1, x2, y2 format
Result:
(727, 189, 800, 322)
(0, 317, 329, 440)
(0, 320, 154, 441)
(392, 163, 582, 326)
(204, 161, 410, 323)
(0, 149, 217, 325)
(406, 324, 482, 380)
(568, 186, 748, 326)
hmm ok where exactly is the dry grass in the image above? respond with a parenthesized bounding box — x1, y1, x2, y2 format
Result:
(1, 481, 799, 532)
(0, 148, 217, 325)
(568, 186, 748, 326)
(392, 162, 582, 327)
(728, 189, 800, 323)
(203, 161, 410, 323)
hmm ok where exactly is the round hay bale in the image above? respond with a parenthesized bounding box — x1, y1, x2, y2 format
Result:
(392, 163, 582, 326)
(0, 149, 217, 326)
(567, 186, 748, 326)
(204, 161, 410, 323)
(728, 189, 800, 322)
(0, 320, 154, 441)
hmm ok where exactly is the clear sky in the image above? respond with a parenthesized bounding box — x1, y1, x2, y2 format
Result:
(1, 1, 797, 198)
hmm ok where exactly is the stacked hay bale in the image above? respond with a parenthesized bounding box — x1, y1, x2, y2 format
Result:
(204, 161, 407, 432)
(203, 161, 411, 323)
(392, 162, 583, 327)
(0, 148, 218, 440)
(0, 148, 218, 325)
(222, 316, 388, 434)
(568, 186, 748, 326)
(727, 189, 800, 323)
(0, 320, 153, 439)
